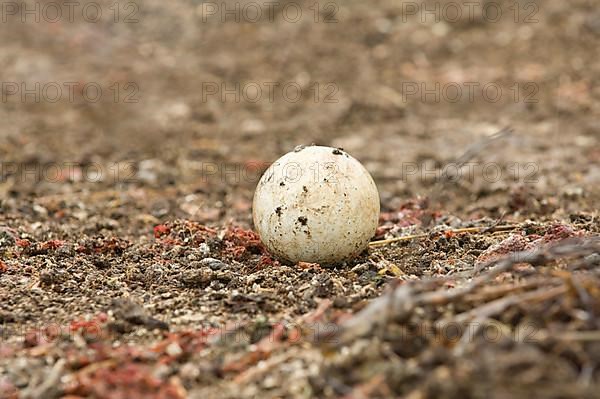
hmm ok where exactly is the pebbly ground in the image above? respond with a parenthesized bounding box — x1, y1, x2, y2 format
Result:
(1, 0, 599, 398)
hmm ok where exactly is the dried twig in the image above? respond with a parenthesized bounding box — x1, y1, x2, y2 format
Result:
(569, 274, 600, 329)
(482, 211, 507, 233)
(450, 127, 514, 170)
(368, 224, 519, 247)
(554, 331, 600, 341)
(22, 359, 65, 399)
(321, 237, 600, 345)
(439, 285, 567, 327)
(429, 126, 513, 197)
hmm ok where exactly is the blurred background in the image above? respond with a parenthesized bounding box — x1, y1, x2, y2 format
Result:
(0, 0, 598, 225)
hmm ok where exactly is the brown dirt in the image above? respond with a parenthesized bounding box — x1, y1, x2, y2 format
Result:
(0, 0, 599, 398)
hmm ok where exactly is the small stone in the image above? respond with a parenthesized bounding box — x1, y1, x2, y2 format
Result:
(165, 342, 183, 357)
(198, 242, 210, 256)
(199, 258, 228, 270)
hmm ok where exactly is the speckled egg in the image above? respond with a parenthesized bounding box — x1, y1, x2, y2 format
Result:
(252, 145, 380, 264)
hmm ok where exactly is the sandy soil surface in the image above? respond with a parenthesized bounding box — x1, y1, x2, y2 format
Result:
(0, 0, 599, 397)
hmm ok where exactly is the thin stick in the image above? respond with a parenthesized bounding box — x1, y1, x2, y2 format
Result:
(440, 285, 567, 326)
(321, 237, 600, 345)
(368, 232, 427, 247)
(368, 224, 520, 247)
(429, 127, 513, 198)
(555, 331, 600, 341)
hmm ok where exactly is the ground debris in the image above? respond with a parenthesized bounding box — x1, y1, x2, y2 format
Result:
(1, 1, 599, 397)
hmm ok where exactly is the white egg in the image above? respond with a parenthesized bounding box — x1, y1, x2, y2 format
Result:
(252, 145, 380, 264)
